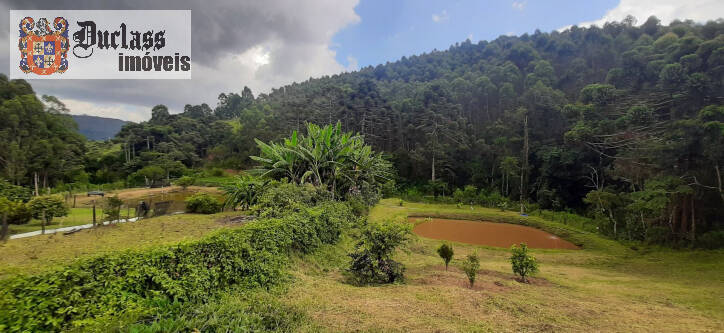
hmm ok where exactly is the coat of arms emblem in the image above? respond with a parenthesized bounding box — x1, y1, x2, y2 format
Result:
(18, 17, 70, 75)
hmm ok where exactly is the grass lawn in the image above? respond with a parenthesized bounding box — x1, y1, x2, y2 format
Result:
(0, 211, 246, 278)
(281, 199, 724, 332)
(8, 207, 138, 235)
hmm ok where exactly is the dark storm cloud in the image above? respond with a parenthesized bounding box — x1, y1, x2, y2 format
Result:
(0, 0, 359, 120)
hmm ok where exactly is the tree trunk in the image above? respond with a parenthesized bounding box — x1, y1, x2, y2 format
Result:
(41, 210, 46, 234)
(431, 155, 436, 182)
(716, 163, 724, 203)
(1, 212, 8, 243)
(690, 196, 696, 242)
(34, 172, 39, 197)
(680, 197, 688, 235)
(520, 115, 528, 214)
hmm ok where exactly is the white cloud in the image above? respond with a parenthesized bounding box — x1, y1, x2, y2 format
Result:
(562, 0, 724, 30)
(432, 10, 449, 23)
(346, 56, 359, 71)
(63, 98, 149, 123)
(512, 1, 527, 11)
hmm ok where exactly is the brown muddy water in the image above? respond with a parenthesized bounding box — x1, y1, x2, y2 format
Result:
(409, 217, 579, 250)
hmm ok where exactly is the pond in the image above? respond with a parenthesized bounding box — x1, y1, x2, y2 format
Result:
(409, 217, 579, 250)
(123, 190, 225, 217)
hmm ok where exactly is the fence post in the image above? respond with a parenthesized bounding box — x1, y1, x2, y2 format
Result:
(92, 200, 96, 227)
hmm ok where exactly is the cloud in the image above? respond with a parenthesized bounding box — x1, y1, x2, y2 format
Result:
(562, 0, 724, 30)
(512, 1, 527, 11)
(62, 98, 149, 122)
(346, 56, 359, 71)
(432, 10, 449, 23)
(0, 0, 361, 121)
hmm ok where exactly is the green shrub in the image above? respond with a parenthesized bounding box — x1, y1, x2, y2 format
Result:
(28, 195, 69, 232)
(222, 175, 268, 211)
(510, 243, 539, 283)
(102, 196, 124, 222)
(125, 289, 308, 332)
(0, 196, 356, 332)
(175, 176, 195, 190)
(347, 221, 411, 284)
(0, 181, 34, 225)
(206, 168, 226, 177)
(436, 243, 454, 271)
(254, 182, 330, 217)
(697, 230, 724, 249)
(6, 202, 31, 225)
(461, 252, 480, 288)
(0, 180, 32, 202)
(184, 193, 222, 214)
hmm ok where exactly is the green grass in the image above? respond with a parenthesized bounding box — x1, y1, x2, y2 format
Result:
(280, 199, 724, 332)
(195, 176, 235, 187)
(9, 207, 137, 235)
(3, 198, 721, 331)
(0, 211, 245, 278)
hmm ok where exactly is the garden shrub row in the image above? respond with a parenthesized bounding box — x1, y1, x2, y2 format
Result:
(0, 196, 355, 332)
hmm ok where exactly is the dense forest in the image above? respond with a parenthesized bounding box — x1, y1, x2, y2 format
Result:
(1, 16, 723, 246)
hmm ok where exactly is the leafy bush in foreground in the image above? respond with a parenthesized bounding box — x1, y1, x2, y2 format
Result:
(437, 243, 454, 271)
(0, 194, 355, 331)
(184, 192, 222, 214)
(461, 252, 480, 288)
(348, 221, 411, 284)
(510, 243, 539, 283)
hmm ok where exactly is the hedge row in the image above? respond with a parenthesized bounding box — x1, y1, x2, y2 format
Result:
(0, 200, 354, 332)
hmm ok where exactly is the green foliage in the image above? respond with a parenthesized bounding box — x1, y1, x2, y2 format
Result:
(222, 175, 268, 211)
(27, 195, 69, 226)
(124, 289, 308, 332)
(252, 122, 392, 201)
(184, 193, 222, 214)
(347, 221, 411, 284)
(136, 165, 166, 186)
(254, 181, 330, 218)
(436, 243, 454, 270)
(510, 243, 539, 283)
(0, 185, 356, 332)
(0, 77, 86, 188)
(174, 176, 195, 190)
(0, 180, 31, 202)
(102, 195, 124, 222)
(461, 252, 480, 288)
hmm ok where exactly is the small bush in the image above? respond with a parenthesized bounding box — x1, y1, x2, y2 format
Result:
(28, 195, 69, 232)
(461, 252, 480, 288)
(6, 202, 31, 225)
(102, 195, 124, 222)
(436, 243, 454, 271)
(697, 230, 724, 249)
(206, 168, 226, 177)
(175, 176, 195, 190)
(510, 243, 539, 283)
(348, 221, 411, 284)
(184, 193, 222, 214)
(254, 182, 330, 217)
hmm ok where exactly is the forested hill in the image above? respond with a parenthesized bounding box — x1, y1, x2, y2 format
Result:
(71, 115, 129, 141)
(112, 16, 723, 243)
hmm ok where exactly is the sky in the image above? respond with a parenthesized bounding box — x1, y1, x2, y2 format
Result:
(1, 0, 722, 122)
